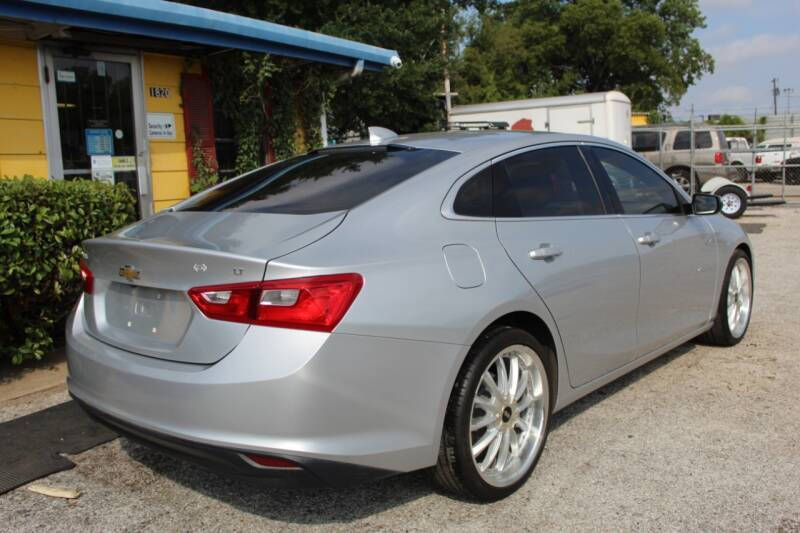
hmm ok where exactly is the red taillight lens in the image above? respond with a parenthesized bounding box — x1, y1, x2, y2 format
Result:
(755, 155, 762, 164)
(79, 258, 94, 294)
(188, 284, 254, 323)
(242, 454, 300, 469)
(188, 274, 363, 332)
(714, 151, 724, 164)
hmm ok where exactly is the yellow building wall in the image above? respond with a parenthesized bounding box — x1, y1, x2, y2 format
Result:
(0, 39, 49, 179)
(143, 53, 200, 212)
(631, 112, 650, 126)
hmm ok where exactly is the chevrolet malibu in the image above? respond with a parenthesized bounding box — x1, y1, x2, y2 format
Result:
(67, 131, 753, 501)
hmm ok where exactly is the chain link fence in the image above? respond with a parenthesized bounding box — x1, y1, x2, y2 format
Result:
(633, 119, 799, 206)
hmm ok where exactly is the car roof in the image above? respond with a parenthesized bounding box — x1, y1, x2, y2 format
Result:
(333, 130, 628, 161)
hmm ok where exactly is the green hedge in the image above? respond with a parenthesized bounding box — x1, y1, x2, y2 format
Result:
(0, 176, 137, 364)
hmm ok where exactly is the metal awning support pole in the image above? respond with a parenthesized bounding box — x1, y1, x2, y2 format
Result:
(320, 102, 328, 147)
(689, 105, 695, 195)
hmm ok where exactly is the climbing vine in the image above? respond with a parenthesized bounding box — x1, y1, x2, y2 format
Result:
(177, 0, 463, 177)
(201, 52, 335, 177)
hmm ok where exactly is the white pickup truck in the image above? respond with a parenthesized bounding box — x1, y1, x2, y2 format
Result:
(726, 137, 756, 179)
(753, 137, 800, 182)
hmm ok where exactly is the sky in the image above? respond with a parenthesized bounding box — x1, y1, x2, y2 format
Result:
(670, 0, 800, 120)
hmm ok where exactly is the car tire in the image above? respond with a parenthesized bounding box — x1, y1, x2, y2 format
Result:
(732, 163, 748, 181)
(433, 327, 553, 501)
(669, 167, 692, 192)
(717, 186, 747, 219)
(697, 249, 753, 347)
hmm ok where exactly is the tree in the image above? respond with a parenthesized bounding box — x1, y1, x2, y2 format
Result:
(708, 114, 767, 144)
(709, 114, 746, 141)
(179, 0, 468, 168)
(455, 0, 714, 110)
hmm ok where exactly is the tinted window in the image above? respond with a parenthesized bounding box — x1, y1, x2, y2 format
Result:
(453, 166, 492, 217)
(673, 130, 712, 150)
(632, 131, 665, 152)
(591, 147, 681, 215)
(494, 146, 605, 217)
(179, 146, 456, 214)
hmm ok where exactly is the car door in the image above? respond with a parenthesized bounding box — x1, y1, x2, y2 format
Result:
(584, 146, 718, 355)
(493, 145, 641, 388)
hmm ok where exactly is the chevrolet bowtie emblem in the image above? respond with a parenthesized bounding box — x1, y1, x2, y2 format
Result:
(119, 265, 140, 282)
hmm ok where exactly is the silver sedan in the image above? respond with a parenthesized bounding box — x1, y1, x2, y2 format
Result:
(67, 131, 753, 501)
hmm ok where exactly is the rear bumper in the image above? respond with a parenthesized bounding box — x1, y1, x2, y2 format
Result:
(66, 297, 463, 480)
(72, 395, 394, 488)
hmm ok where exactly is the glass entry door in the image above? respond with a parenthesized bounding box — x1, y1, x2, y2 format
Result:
(44, 50, 150, 217)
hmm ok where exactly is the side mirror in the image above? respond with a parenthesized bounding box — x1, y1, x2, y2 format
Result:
(692, 193, 721, 215)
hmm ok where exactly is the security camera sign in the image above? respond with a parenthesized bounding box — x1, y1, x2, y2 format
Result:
(146, 113, 176, 139)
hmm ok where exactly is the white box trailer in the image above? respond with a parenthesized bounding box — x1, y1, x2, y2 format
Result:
(449, 91, 632, 146)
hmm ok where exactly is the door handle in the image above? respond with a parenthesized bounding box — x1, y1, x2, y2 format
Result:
(637, 232, 660, 246)
(529, 244, 563, 260)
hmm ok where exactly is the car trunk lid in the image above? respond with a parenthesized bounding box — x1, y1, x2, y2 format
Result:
(81, 210, 344, 364)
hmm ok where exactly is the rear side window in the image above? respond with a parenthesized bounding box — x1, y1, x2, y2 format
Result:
(179, 145, 457, 214)
(673, 130, 713, 150)
(591, 147, 681, 215)
(493, 146, 605, 217)
(453, 166, 492, 217)
(632, 131, 664, 152)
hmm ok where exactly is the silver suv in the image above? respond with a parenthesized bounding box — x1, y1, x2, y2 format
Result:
(632, 126, 731, 191)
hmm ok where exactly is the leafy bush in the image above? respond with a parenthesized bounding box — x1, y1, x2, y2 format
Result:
(0, 176, 137, 364)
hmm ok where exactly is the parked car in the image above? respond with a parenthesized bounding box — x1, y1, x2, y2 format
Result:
(632, 125, 731, 190)
(781, 155, 800, 185)
(633, 125, 749, 218)
(753, 137, 800, 182)
(68, 130, 753, 502)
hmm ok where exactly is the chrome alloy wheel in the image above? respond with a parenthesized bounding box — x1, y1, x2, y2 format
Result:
(720, 192, 742, 216)
(727, 257, 752, 338)
(469, 345, 548, 487)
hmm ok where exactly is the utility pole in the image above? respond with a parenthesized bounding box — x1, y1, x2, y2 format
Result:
(772, 78, 780, 115)
(438, 18, 458, 128)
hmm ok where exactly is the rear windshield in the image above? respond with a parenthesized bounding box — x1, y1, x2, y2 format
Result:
(178, 145, 457, 214)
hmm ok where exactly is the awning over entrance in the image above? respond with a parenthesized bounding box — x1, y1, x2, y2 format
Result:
(0, 0, 402, 71)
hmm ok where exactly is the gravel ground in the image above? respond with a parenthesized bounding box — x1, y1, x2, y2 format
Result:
(2, 206, 799, 532)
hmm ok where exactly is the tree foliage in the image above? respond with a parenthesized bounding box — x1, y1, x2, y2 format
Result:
(177, 0, 712, 173)
(180, 0, 465, 171)
(456, 0, 713, 111)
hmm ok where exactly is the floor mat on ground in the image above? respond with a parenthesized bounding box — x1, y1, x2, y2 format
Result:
(0, 400, 117, 494)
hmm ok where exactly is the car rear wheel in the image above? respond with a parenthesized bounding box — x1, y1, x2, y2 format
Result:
(732, 163, 749, 181)
(669, 168, 692, 192)
(433, 327, 551, 501)
(717, 186, 747, 219)
(697, 250, 753, 346)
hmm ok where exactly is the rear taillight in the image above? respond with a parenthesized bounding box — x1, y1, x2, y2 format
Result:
(755, 155, 762, 164)
(714, 151, 724, 164)
(79, 258, 94, 294)
(746, 184, 752, 193)
(241, 453, 301, 469)
(188, 274, 363, 332)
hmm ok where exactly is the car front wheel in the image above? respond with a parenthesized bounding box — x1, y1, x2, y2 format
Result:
(698, 250, 753, 346)
(433, 327, 552, 501)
